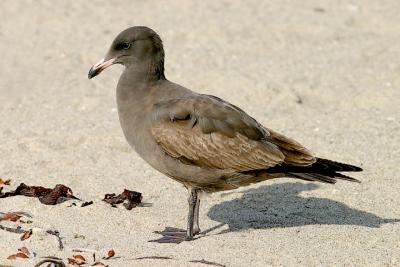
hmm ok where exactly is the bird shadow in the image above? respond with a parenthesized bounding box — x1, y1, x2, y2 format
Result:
(206, 182, 399, 235)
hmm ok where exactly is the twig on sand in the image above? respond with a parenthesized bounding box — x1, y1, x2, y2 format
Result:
(72, 248, 98, 253)
(46, 230, 64, 250)
(34, 259, 66, 267)
(189, 259, 226, 267)
(72, 248, 98, 262)
(0, 224, 25, 234)
(135, 256, 173, 260)
(0, 224, 64, 251)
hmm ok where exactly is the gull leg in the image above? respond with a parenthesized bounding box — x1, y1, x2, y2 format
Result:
(149, 188, 199, 243)
(193, 196, 201, 235)
(186, 188, 198, 240)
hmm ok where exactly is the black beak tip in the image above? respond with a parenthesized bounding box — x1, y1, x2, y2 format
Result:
(88, 67, 99, 79)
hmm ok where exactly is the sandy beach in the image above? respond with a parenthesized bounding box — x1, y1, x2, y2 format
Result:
(0, 1, 399, 266)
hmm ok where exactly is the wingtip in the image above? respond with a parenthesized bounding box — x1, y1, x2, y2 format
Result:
(349, 164, 363, 172)
(354, 166, 363, 172)
(335, 173, 362, 183)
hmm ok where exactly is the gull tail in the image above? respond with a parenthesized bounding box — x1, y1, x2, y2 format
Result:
(268, 158, 363, 184)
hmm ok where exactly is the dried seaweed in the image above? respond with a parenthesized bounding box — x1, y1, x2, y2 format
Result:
(102, 249, 115, 260)
(0, 183, 79, 205)
(0, 178, 11, 186)
(0, 213, 22, 222)
(6, 247, 34, 262)
(103, 189, 142, 210)
(81, 201, 93, 207)
(20, 229, 32, 240)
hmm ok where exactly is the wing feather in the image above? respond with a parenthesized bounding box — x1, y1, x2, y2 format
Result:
(151, 94, 315, 171)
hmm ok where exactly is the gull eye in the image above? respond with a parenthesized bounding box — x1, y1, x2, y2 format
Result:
(116, 42, 131, 50)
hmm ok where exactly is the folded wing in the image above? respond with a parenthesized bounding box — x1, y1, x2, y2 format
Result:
(151, 94, 315, 172)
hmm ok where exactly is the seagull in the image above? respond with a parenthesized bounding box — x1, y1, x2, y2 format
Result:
(88, 26, 362, 243)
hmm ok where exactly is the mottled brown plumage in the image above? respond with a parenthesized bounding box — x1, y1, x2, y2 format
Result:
(89, 26, 362, 243)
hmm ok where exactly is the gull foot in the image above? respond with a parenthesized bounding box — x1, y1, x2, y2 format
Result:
(149, 227, 192, 244)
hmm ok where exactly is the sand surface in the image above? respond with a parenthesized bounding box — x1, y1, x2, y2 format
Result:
(0, 1, 399, 266)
